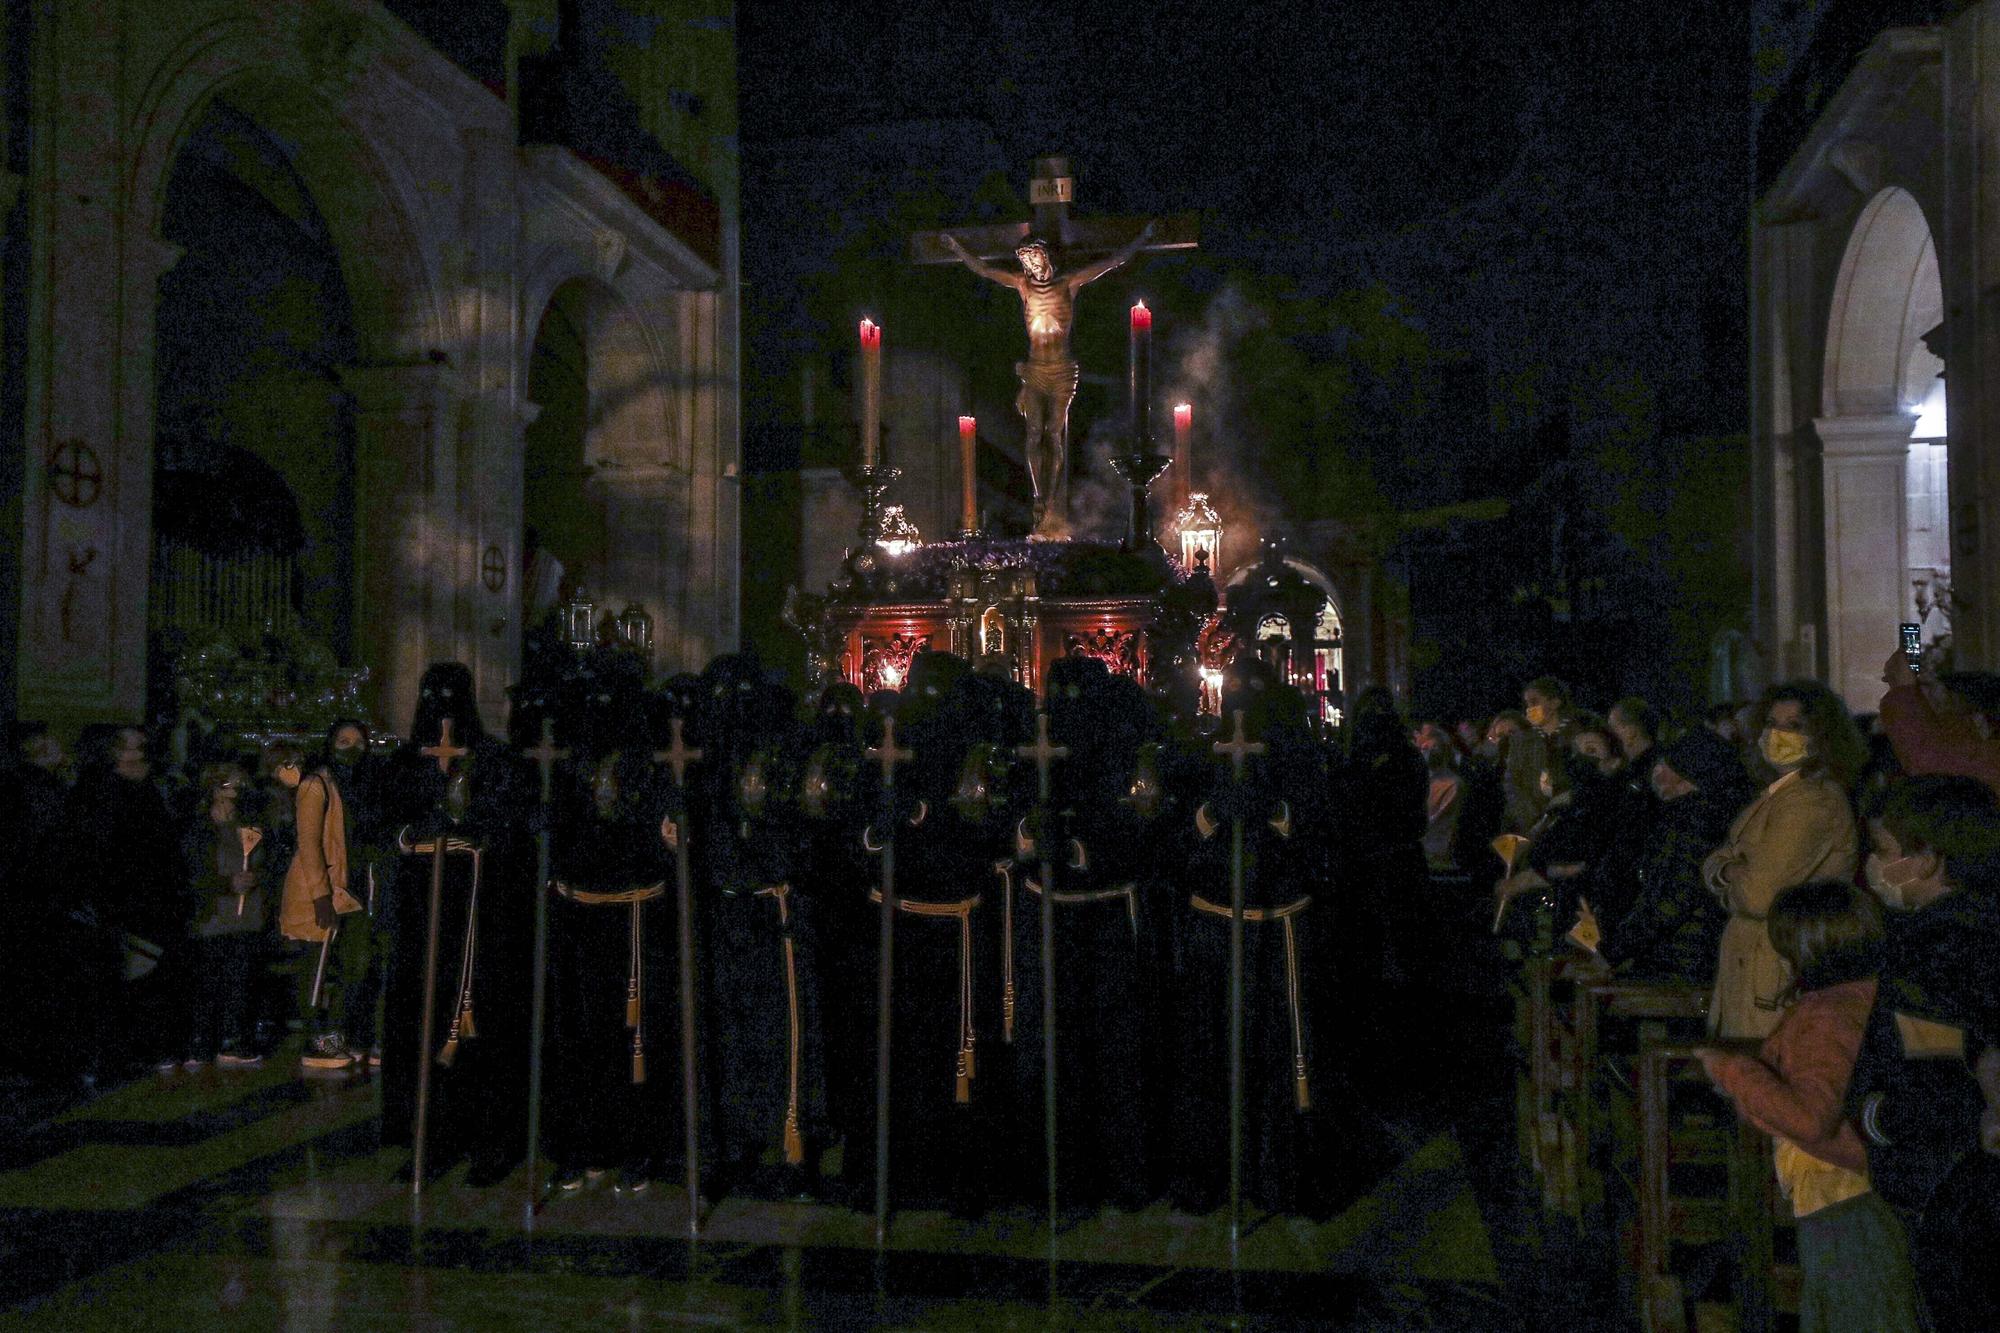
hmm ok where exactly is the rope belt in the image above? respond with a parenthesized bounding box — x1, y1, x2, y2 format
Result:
(401, 840, 483, 1070)
(995, 863, 1139, 1045)
(551, 880, 666, 1084)
(753, 884, 807, 1165)
(997, 862, 1016, 1044)
(870, 888, 982, 1103)
(1190, 893, 1315, 1112)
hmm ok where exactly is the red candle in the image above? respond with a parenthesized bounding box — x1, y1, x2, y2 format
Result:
(1129, 301, 1153, 447)
(1173, 403, 1193, 506)
(859, 318, 882, 467)
(958, 415, 978, 533)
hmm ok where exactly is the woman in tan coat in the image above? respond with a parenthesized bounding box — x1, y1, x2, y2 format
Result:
(275, 745, 363, 1072)
(1703, 682, 1865, 1038)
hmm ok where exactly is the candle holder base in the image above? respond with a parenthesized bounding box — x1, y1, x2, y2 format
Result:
(848, 464, 903, 547)
(1108, 451, 1172, 550)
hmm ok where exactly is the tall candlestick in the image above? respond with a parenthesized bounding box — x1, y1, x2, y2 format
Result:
(859, 318, 882, 468)
(958, 415, 979, 534)
(1173, 402, 1193, 508)
(1129, 301, 1153, 449)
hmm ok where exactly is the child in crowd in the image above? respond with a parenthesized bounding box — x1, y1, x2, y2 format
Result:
(1700, 879, 1921, 1333)
(181, 763, 268, 1068)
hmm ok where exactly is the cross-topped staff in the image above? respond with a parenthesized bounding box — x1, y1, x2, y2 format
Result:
(423, 718, 467, 774)
(1213, 709, 1266, 1260)
(410, 718, 468, 1196)
(653, 716, 705, 1242)
(522, 717, 568, 1229)
(1015, 711, 1069, 1241)
(867, 715, 914, 1250)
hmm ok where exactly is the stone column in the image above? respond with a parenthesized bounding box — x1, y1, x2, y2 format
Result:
(457, 128, 527, 720)
(1943, 8, 2000, 670)
(341, 362, 464, 737)
(1815, 413, 1914, 710)
(1751, 216, 1820, 689)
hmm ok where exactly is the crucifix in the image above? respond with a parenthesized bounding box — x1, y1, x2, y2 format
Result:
(912, 156, 1197, 538)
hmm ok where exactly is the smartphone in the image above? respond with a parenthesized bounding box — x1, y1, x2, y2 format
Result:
(1902, 622, 1924, 674)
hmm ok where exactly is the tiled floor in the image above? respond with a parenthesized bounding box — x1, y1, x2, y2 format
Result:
(0, 1048, 1538, 1330)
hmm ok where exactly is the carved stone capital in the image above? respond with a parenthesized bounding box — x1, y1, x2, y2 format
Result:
(1814, 412, 1917, 458)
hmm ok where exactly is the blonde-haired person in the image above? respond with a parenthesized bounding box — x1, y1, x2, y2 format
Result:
(1702, 681, 1866, 1039)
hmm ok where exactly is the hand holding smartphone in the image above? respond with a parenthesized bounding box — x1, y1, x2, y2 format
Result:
(1902, 622, 1924, 675)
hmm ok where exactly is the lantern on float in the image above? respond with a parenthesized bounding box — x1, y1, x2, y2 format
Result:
(615, 602, 654, 664)
(876, 504, 922, 558)
(1173, 492, 1224, 575)
(562, 585, 597, 654)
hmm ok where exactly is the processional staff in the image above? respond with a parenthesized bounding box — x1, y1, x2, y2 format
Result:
(653, 717, 705, 1242)
(867, 715, 914, 1250)
(409, 717, 468, 1197)
(1015, 711, 1069, 1238)
(522, 717, 568, 1229)
(1212, 709, 1265, 1260)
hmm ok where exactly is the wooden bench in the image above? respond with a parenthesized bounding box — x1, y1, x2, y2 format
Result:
(1635, 1041, 1801, 1333)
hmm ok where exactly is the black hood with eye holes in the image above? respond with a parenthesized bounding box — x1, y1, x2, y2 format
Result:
(410, 661, 484, 748)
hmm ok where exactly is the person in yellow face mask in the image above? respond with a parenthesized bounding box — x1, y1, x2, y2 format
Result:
(1702, 682, 1866, 1038)
(1503, 676, 1575, 833)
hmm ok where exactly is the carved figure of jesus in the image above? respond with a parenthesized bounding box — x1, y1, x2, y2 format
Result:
(942, 222, 1155, 536)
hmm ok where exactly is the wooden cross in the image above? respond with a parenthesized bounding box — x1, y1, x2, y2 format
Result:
(653, 717, 703, 788)
(1014, 711, 1070, 784)
(1214, 709, 1266, 781)
(527, 716, 569, 802)
(422, 717, 468, 776)
(869, 716, 914, 788)
(909, 154, 1198, 265)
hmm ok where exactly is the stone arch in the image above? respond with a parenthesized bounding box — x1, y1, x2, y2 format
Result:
(1224, 554, 1346, 720)
(1813, 184, 1949, 709)
(128, 30, 446, 365)
(1822, 185, 1942, 420)
(124, 33, 457, 731)
(518, 247, 688, 475)
(519, 265, 691, 671)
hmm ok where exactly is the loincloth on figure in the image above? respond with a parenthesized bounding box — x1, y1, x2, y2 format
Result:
(1014, 359, 1080, 415)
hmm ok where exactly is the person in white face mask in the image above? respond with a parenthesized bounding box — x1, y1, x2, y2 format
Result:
(1702, 682, 1866, 1039)
(1846, 775, 2000, 1332)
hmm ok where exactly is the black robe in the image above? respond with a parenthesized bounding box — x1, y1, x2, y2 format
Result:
(543, 754, 685, 1176)
(1001, 750, 1154, 1210)
(379, 737, 537, 1176)
(843, 716, 1006, 1214)
(1169, 740, 1343, 1219)
(698, 742, 831, 1181)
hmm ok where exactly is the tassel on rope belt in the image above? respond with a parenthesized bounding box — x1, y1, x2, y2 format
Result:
(551, 881, 666, 1084)
(752, 884, 808, 1165)
(402, 836, 484, 1069)
(1190, 893, 1315, 1112)
(869, 888, 982, 1104)
(995, 861, 1138, 1045)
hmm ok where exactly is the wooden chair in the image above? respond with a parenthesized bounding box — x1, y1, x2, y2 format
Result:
(1547, 972, 1710, 1230)
(1635, 1040, 1798, 1333)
